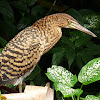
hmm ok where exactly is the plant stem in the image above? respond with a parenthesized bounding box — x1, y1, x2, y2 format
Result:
(0, 90, 1, 100)
(80, 97, 85, 100)
(72, 96, 75, 100)
(77, 84, 84, 100)
(77, 95, 80, 100)
(80, 84, 83, 90)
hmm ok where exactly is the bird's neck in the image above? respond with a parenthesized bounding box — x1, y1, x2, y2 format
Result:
(32, 18, 62, 54)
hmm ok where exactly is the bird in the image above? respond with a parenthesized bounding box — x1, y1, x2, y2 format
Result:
(0, 13, 97, 92)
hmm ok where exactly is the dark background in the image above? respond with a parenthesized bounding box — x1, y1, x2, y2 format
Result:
(0, 0, 100, 99)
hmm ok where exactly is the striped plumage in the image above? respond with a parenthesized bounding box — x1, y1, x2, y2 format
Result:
(0, 26, 44, 85)
(0, 13, 96, 87)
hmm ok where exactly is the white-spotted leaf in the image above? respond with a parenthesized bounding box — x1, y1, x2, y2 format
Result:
(46, 65, 78, 87)
(54, 83, 83, 97)
(84, 95, 100, 100)
(78, 58, 100, 85)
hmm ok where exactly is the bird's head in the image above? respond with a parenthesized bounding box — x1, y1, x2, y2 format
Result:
(54, 13, 97, 37)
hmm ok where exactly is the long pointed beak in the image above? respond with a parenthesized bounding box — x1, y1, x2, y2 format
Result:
(67, 23, 97, 37)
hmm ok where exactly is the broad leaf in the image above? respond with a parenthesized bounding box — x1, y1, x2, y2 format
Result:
(54, 83, 83, 97)
(80, 50, 93, 64)
(11, 1, 29, 13)
(61, 36, 75, 49)
(0, 0, 14, 22)
(28, 0, 37, 6)
(17, 16, 32, 30)
(24, 65, 41, 81)
(0, 36, 7, 47)
(46, 65, 78, 87)
(31, 5, 46, 20)
(79, 9, 96, 16)
(76, 52, 84, 68)
(0, 21, 18, 39)
(78, 58, 100, 85)
(85, 45, 100, 56)
(49, 46, 66, 54)
(65, 47, 75, 67)
(52, 51, 65, 65)
(84, 95, 100, 100)
(75, 34, 91, 47)
(20, 0, 37, 6)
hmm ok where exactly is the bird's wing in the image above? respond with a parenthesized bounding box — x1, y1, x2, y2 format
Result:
(0, 26, 44, 84)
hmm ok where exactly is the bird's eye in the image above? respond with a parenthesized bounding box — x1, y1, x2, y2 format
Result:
(68, 19, 78, 26)
(68, 19, 72, 24)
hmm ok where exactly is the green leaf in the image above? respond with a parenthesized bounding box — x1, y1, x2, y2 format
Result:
(83, 15, 100, 29)
(84, 95, 100, 100)
(0, 90, 1, 100)
(56, 92, 64, 100)
(0, 0, 14, 22)
(51, 42, 75, 67)
(24, 65, 41, 81)
(96, 93, 100, 99)
(17, 16, 32, 30)
(25, 65, 46, 85)
(61, 36, 75, 49)
(0, 36, 7, 47)
(76, 52, 84, 68)
(78, 58, 100, 85)
(5, 83, 16, 90)
(85, 45, 100, 56)
(11, 1, 29, 13)
(31, 5, 46, 20)
(52, 50, 65, 65)
(86, 41, 96, 48)
(79, 9, 96, 16)
(80, 50, 93, 64)
(75, 34, 91, 47)
(49, 46, 65, 54)
(65, 47, 75, 67)
(33, 73, 46, 86)
(28, 0, 37, 6)
(54, 83, 83, 97)
(30, 81, 35, 85)
(0, 48, 3, 52)
(0, 21, 18, 39)
(20, 0, 37, 6)
(46, 65, 78, 87)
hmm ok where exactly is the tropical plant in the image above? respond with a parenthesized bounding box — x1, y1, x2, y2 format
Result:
(46, 58, 100, 100)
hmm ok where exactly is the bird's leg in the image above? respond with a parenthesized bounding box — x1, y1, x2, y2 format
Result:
(18, 83, 22, 93)
(18, 82, 26, 93)
(23, 81, 26, 88)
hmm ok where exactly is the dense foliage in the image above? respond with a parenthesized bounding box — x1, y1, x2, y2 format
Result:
(46, 59, 100, 99)
(0, 0, 100, 99)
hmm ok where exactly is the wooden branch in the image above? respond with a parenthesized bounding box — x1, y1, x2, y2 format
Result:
(0, 85, 18, 93)
(46, 0, 57, 15)
(37, 0, 65, 12)
(2, 83, 54, 100)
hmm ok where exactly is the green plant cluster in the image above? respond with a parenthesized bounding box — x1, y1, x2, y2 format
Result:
(46, 58, 100, 100)
(0, 0, 100, 99)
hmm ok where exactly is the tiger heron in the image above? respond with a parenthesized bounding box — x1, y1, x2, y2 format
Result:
(0, 13, 97, 92)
